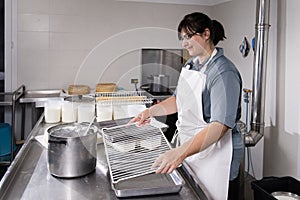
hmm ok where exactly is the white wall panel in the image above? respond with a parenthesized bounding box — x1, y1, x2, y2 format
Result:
(18, 0, 50, 14)
(18, 14, 49, 32)
(285, 0, 300, 135)
(17, 0, 211, 90)
(18, 32, 49, 50)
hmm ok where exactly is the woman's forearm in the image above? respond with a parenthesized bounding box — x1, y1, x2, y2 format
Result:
(149, 96, 177, 117)
(179, 122, 229, 159)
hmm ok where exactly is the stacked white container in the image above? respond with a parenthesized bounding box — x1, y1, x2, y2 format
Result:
(61, 101, 78, 123)
(44, 100, 62, 123)
(64, 95, 95, 123)
(78, 102, 95, 123)
(95, 91, 152, 122)
(96, 104, 113, 122)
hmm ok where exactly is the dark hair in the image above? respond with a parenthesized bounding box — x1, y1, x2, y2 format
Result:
(177, 12, 226, 45)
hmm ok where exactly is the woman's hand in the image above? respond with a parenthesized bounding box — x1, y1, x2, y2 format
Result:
(129, 108, 152, 126)
(151, 146, 186, 174)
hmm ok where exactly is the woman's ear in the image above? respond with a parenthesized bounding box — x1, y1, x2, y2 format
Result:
(203, 28, 211, 40)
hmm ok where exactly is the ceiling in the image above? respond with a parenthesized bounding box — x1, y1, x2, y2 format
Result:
(117, 0, 231, 6)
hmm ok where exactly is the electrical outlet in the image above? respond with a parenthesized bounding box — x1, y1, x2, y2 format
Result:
(131, 79, 138, 84)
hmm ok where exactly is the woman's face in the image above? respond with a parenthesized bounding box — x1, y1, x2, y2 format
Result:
(181, 29, 210, 58)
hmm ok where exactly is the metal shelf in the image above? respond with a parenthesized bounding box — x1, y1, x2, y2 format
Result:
(96, 91, 153, 105)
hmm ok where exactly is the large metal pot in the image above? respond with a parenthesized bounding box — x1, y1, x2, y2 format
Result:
(47, 122, 98, 178)
(149, 74, 169, 93)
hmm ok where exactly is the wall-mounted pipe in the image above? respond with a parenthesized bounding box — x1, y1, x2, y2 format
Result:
(245, 0, 270, 146)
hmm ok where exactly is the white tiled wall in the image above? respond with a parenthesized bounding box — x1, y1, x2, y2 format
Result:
(18, 0, 50, 14)
(17, 0, 210, 90)
(18, 14, 49, 32)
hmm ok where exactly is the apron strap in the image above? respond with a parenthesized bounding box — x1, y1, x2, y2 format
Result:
(170, 129, 179, 148)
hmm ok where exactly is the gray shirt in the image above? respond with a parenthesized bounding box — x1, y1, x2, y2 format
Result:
(174, 47, 244, 180)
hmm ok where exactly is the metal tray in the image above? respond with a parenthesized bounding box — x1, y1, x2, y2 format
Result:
(112, 170, 185, 197)
(272, 191, 300, 200)
(102, 123, 185, 197)
(19, 89, 63, 103)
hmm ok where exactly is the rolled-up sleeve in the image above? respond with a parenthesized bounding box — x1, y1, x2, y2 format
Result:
(210, 70, 241, 129)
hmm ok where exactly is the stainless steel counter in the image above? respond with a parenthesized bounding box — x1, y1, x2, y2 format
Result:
(0, 116, 207, 200)
(19, 89, 63, 107)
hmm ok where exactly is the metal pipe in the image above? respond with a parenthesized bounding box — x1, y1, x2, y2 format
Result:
(245, 0, 270, 146)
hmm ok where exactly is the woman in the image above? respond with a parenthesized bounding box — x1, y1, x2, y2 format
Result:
(131, 12, 243, 200)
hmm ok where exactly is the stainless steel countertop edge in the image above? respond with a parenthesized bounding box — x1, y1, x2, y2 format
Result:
(0, 113, 45, 197)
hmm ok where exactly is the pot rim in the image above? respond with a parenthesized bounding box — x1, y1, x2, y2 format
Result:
(48, 122, 98, 139)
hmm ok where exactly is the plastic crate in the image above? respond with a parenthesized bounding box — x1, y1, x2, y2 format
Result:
(251, 176, 300, 200)
(0, 123, 16, 157)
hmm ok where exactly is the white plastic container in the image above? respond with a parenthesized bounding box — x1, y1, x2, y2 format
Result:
(140, 134, 161, 150)
(45, 100, 62, 123)
(113, 105, 128, 120)
(78, 103, 95, 123)
(127, 105, 146, 118)
(96, 104, 113, 122)
(64, 95, 95, 123)
(62, 101, 78, 123)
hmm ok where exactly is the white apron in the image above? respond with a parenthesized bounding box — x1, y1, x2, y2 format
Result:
(175, 54, 233, 200)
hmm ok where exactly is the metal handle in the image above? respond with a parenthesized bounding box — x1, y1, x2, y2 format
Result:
(48, 139, 67, 145)
(13, 85, 25, 101)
